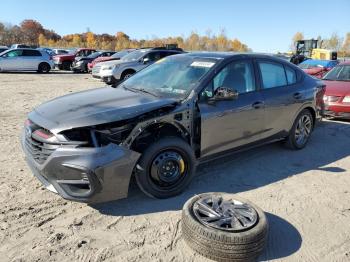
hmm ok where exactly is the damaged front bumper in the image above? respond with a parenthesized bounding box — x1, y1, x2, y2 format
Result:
(21, 130, 140, 203)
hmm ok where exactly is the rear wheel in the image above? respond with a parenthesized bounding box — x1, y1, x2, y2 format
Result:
(285, 109, 313, 149)
(135, 137, 196, 199)
(37, 62, 50, 73)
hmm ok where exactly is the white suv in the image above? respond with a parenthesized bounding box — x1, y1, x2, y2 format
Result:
(92, 47, 183, 85)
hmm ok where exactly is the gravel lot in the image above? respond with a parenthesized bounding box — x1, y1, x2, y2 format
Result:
(0, 71, 350, 262)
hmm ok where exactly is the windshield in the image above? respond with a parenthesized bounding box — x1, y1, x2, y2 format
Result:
(122, 55, 216, 99)
(111, 50, 131, 59)
(121, 49, 148, 62)
(323, 65, 350, 81)
(87, 52, 102, 59)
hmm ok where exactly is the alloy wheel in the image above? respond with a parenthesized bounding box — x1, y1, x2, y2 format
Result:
(193, 195, 258, 232)
(295, 114, 312, 147)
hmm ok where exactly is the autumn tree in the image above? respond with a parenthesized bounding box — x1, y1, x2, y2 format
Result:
(20, 19, 44, 45)
(341, 32, 350, 56)
(86, 32, 96, 48)
(38, 33, 47, 46)
(290, 32, 304, 50)
(323, 32, 342, 51)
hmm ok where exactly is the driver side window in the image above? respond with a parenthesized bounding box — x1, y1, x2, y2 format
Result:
(201, 60, 256, 99)
(3, 50, 23, 58)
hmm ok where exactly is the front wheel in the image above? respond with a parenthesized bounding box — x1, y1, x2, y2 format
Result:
(135, 137, 196, 199)
(285, 109, 313, 150)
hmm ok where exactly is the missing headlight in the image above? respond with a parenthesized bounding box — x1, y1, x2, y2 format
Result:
(94, 124, 134, 146)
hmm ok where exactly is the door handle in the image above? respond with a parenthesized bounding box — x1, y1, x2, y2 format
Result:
(293, 92, 302, 100)
(252, 101, 264, 109)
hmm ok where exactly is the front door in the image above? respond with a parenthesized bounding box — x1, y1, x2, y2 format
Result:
(198, 59, 265, 157)
(0, 49, 24, 70)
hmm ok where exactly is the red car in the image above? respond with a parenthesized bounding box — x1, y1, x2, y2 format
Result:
(53, 48, 96, 70)
(322, 61, 350, 119)
(299, 59, 339, 79)
(88, 49, 136, 71)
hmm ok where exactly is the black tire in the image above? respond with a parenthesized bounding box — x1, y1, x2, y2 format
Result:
(182, 193, 268, 262)
(62, 61, 72, 71)
(37, 62, 50, 73)
(135, 137, 196, 199)
(285, 109, 314, 150)
(121, 70, 135, 80)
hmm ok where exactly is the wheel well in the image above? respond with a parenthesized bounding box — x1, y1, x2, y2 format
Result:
(122, 69, 136, 77)
(130, 122, 189, 153)
(39, 62, 49, 68)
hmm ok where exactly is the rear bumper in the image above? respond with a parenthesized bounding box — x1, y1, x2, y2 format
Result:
(323, 103, 350, 119)
(21, 130, 140, 203)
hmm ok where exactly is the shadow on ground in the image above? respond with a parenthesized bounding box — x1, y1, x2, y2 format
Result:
(92, 120, 349, 260)
(258, 213, 302, 261)
(94, 120, 350, 217)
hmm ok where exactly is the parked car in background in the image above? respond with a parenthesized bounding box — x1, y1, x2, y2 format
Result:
(72, 51, 116, 73)
(0, 46, 8, 54)
(10, 44, 31, 49)
(37, 47, 55, 56)
(322, 62, 350, 119)
(53, 48, 97, 70)
(92, 47, 184, 85)
(21, 52, 324, 203)
(88, 49, 136, 72)
(0, 48, 54, 73)
(299, 59, 339, 78)
(52, 49, 69, 55)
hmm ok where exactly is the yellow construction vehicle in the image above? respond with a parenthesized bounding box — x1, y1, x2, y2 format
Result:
(290, 39, 337, 65)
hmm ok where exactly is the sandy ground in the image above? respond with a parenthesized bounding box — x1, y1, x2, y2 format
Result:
(0, 71, 349, 262)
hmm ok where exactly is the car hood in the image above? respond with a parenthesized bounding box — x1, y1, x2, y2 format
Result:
(97, 59, 134, 67)
(94, 57, 118, 63)
(323, 80, 350, 96)
(303, 67, 325, 75)
(29, 87, 178, 134)
(54, 54, 75, 59)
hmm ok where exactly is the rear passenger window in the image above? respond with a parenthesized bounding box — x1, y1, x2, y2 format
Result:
(23, 50, 41, 56)
(258, 62, 287, 89)
(285, 66, 297, 85)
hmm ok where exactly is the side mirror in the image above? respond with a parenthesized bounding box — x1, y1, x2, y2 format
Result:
(211, 87, 238, 101)
(143, 57, 150, 64)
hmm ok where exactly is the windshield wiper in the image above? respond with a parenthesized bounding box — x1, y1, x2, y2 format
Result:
(138, 88, 160, 97)
(123, 85, 159, 97)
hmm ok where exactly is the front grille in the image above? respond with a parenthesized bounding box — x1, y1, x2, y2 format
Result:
(25, 132, 59, 164)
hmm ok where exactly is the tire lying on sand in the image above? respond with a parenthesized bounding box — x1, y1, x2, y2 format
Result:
(181, 193, 268, 262)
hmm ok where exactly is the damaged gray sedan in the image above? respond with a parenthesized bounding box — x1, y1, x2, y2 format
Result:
(21, 52, 324, 203)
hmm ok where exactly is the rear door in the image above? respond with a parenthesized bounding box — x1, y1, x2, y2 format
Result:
(198, 58, 265, 157)
(255, 59, 302, 138)
(22, 50, 42, 70)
